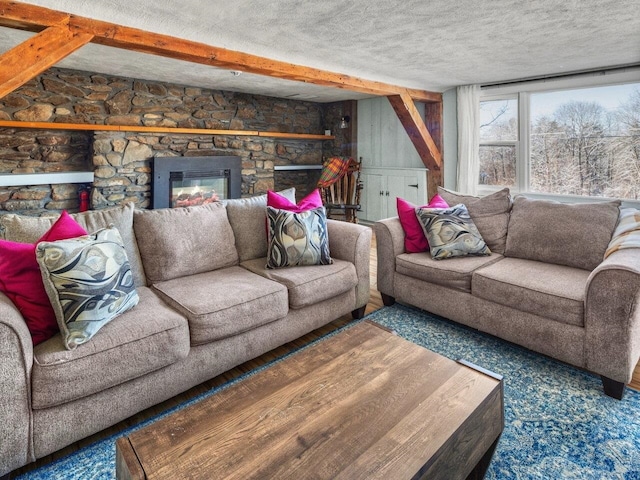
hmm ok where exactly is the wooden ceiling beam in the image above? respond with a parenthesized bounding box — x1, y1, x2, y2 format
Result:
(387, 93, 442, 172)
(0, 24, 93, 99)
(0, 0, 441, 103)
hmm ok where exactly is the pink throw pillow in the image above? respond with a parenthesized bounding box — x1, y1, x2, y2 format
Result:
(267, 189, 323, 213)
(0, 211, 88, 345)
(397, 195, 449, 253)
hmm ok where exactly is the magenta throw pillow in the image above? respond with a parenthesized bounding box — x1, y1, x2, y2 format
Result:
(397, 194, 449, 253)
(267, 188, 323, 213)
(0, 211, 88, 345)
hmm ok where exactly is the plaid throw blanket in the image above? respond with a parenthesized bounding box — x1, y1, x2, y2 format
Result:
(317, 156, 352, 188)
(605, 208, 640, 259)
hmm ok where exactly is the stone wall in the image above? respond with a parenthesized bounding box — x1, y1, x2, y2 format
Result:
(0, 128, 91, 211)
(0, 67, 348, 213)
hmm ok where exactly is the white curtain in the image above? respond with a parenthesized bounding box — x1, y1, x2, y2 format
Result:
(456, 84, 480, 195)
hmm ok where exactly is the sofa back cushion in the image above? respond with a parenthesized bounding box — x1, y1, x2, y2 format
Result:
(0, 203, 146, 287)
(223, 188, 296, 262)
(505, 196, 621, 271)
(437, 187, 511, 254)
(134, 202, 239, 283)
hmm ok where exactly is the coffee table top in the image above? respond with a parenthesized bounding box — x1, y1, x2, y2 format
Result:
(117, 320, 503, 480)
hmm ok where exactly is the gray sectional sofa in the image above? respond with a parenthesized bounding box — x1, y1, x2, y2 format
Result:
(0, 189, 371, 476)
(374, 187, 640, 400)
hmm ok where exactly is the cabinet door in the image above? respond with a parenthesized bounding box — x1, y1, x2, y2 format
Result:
(386, 174, 419, 206)
(359, 169, 427, 222)
(359, 173, 385, 222)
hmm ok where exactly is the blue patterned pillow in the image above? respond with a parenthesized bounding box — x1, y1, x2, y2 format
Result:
(266, 206, 332, 268)
(36, 227, 139, 350)
(416, 204, 491, 260)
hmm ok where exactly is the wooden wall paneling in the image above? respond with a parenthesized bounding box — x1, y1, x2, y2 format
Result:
(345, 100, 357, 159)
(358, 98, 426, 170)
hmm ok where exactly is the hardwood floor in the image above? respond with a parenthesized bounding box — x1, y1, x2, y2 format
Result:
(9, 230, 639, 477)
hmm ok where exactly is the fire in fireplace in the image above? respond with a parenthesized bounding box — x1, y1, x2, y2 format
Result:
(152, 156, 241, 209)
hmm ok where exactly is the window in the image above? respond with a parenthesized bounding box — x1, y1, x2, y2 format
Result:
(479, 71, 640, 201)
(479, 98, 518, 186)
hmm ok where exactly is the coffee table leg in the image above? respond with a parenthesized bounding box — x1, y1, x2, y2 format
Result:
(115, 437, 145, 480)
(465, 436, 500, 480)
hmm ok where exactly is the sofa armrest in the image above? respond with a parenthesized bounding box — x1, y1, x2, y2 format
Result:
(0, 292, 35, 476)
(373, 217, 405, 299)
(585, 248, 640, 384)
(327, 219, 372, 309)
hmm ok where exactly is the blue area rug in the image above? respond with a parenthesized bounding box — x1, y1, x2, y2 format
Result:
(18, 304, 640, 479)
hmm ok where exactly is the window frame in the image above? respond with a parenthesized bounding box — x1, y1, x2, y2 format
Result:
(477, 68, 640, 207)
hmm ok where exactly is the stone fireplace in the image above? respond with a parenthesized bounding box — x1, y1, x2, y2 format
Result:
(0, 67, 354, 214)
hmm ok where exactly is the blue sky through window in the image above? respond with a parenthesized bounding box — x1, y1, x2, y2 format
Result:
(531, 83, 639, 120)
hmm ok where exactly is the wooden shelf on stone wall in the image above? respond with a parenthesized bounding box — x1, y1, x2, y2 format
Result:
(0, 120, 335, 141)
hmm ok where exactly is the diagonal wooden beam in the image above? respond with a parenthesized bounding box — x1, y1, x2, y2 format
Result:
(0, 24, 93, 99)
(387, 93, 442, 172)
(0, 0, 440, 103)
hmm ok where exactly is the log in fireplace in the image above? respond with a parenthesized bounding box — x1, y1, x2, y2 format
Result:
(152, 156, 241, 209)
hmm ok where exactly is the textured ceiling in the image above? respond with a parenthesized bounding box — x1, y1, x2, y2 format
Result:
(2, 0, 639, 102)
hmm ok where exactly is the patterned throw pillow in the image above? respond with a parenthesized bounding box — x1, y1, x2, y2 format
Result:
(266, 206, 332, 268)
(416, 204, 491, 260)
(36, 227, 139, 350)
(437, 187, 511, 254)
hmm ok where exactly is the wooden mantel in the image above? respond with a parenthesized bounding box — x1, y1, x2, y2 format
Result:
(0, 120, 334, 141)
(0, 0, 444, 193)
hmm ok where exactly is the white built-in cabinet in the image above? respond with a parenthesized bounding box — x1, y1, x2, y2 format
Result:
(359, 167, 428, 222)
(357, 97, 428, 222)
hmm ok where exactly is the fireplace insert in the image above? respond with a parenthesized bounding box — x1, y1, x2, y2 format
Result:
(152, 156, 241, 209)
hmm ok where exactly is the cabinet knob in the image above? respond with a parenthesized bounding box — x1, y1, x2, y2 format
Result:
(386, 191, 390, 196)
(380, 191, 384, 196)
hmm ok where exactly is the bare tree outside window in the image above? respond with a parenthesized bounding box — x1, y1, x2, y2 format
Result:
(530, 85, 640, 199)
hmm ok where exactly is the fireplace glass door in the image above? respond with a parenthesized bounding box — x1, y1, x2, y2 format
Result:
(169, 170, 228, 208)
(152, 156, 241, 209)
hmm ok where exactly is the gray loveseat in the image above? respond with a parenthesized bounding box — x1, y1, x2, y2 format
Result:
(0, 189, 371, 476)
(375, 187, 640, 400)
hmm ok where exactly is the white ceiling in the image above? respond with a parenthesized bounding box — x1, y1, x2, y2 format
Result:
(2, 0, 639, 102)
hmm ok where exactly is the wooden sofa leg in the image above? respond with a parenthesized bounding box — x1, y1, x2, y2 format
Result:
(601, 376, 625, 400)
(351, 306, 366, 319)
(381, 293, 395, 306)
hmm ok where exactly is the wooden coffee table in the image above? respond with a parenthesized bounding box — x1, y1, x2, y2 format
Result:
(116, 321, 503, 480)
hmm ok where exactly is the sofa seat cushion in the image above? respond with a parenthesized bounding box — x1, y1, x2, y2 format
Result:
(472, 257, 589, 327)
(152, 266, 288, 345)
(31, 287, 189, 409)
(396, 252, 503, 293)
(241, 257, 358, 309)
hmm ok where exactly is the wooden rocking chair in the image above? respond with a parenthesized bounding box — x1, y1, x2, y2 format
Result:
(317, 157, 363, 223)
